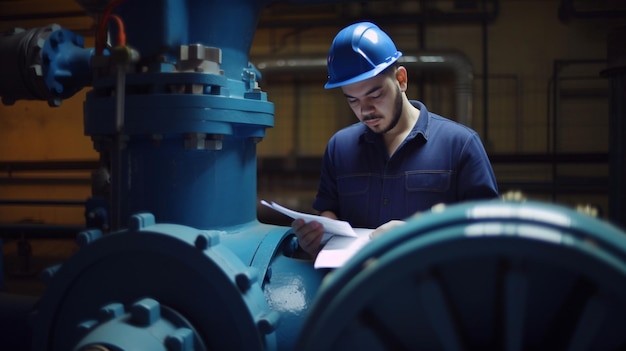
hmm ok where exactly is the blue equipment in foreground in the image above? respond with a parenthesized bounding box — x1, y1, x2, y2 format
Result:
(33, 214, 324, 350)
(300, 200, 626, 350)
(1, 1, 626, 350)
(29, 199, 626, 350)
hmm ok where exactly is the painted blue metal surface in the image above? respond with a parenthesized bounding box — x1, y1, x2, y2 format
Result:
(94, 136, 267, 229)
(297, 200, 626, 350)
(7, 1, 326, 350)
(0, 24, 93, 105)
(41, 28, 93, 99)
(83, 0, 274, 230)
(32, 212, 325, 351)
(74, 297, 207, 351)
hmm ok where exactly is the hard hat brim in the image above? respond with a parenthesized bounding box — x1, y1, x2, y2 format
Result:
(324, 52, 402, 89)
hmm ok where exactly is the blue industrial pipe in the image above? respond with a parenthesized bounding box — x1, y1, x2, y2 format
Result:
(84, 0, 274, 230)
(31, 212, 327, 350)
(0, 24, 93, 106)
(21, 1, 327, 350)
(298, 200, 626, 350)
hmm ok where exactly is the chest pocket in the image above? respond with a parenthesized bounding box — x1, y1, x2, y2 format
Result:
(405, 171, 451, 192)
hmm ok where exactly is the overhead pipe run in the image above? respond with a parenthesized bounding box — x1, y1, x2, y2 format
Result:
(602, 25, 626, 229)
(259, 0, 500, 28)
(254, 50, 475, 126)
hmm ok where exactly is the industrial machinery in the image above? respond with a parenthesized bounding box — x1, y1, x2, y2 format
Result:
(1, 1, 626, 350)
(298, 200, 626, 350)
(1, 1, 326, 350)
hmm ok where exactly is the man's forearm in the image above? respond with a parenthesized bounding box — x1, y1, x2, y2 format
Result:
(319, 210, 338, 220)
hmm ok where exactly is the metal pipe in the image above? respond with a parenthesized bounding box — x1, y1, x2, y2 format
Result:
(602, 25, 626, 229)
(254, 50, 475, 126)
(257, 0, 500, 29)
(0, 199, 86, 206)
(558, 0, 626, 21)
(0, 224, 85, 239)
(0, 24, 94, 106)
(83, 0, 275, 230)
(0, 160, 98, 172)
(481, 7, 489, 144)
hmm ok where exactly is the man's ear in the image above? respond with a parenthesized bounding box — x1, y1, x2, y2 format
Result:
(396, 66, 408, 91)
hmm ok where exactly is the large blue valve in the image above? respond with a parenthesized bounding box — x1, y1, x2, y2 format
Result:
(33, 213, 326, 351)
(297, 200, 626, 350)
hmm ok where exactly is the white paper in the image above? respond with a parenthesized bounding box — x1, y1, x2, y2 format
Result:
(261, 200, 371, 269)
(314, 228, 373, 269)
(260, 200, 357, 238)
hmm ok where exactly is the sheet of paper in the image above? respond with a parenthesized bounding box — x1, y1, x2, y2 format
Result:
(314, 228, 373, 269)
(260, 200, 357, 238)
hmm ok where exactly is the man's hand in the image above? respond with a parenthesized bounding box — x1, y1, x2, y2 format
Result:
(292, 218, 325, 258)
(369, 220, 406, 239)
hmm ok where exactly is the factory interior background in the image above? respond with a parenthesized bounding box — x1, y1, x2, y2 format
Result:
(0, 0, 623, 295)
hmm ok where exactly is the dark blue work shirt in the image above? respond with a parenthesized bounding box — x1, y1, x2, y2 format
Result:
(313, 100, 498, 229)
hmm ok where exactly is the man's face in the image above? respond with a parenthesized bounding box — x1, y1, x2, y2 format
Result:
(341, 71, 403, 135)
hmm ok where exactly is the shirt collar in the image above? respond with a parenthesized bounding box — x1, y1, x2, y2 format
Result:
(408, 100, 430, 141)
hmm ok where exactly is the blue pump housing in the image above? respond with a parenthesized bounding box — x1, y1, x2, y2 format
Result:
(84, 0, 274, 229)
(28, 0, 329, 350)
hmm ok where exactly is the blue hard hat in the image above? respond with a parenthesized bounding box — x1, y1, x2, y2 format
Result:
(325, 22, 402, 89)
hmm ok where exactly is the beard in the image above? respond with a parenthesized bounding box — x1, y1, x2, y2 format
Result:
(363, 86, 404, 135)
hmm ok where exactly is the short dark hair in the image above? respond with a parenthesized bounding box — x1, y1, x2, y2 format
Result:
(381, 63, 399, 78)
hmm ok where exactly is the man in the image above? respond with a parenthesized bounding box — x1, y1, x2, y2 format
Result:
(293, 22, 498, 258)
